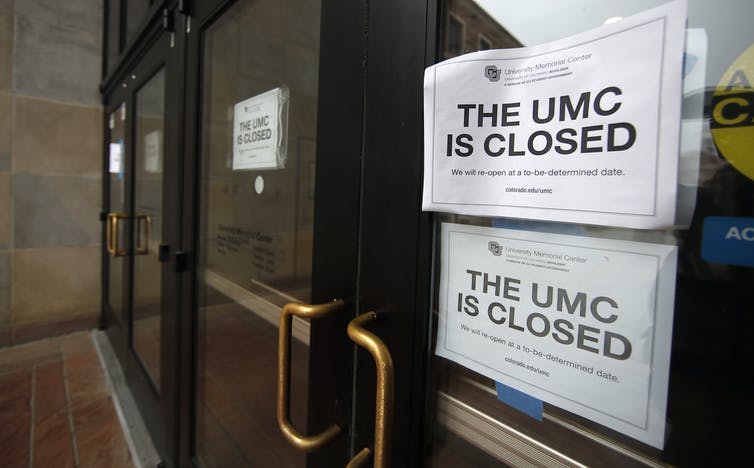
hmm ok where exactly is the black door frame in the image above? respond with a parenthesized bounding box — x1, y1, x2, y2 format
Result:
(103, 0, 442, 466)
(177, 0, 369, 465)
(346, 0, 437, 465)
(101, 12, 186, 465)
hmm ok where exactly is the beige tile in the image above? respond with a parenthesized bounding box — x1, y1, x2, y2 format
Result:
(0, 326, 10, 347)
(0, 287, 8, 326)
(0, 3, 12, 92)
(12, 314, 98, 345)
(0, 337, 60, 372)
(14, 0, 102, 105)
(285, 42, 319, 101)
(0, 249, 7, 290)
(11, 245, 100, 323)
(13, 173, 101, 248)
(13, 96, 102, 176)
(59, 330, 95, 357)
(0, 93, 10, 170)
(0, 172, 9, 247)
(287, 0, 320, 49)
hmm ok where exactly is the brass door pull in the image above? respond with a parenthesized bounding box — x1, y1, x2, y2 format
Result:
(106, 213, 128, 257)
(346, 312, 394, 468)
(278, 300, 344, 451)
(106, 213, 151, 257)
(134, 214, 151, 255)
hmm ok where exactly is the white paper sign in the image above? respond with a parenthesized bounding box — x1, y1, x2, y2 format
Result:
(144, 130, 162, 174)
(233, 87, 289, 170)
(423, 0, 686, 229)
(436, 223, 677, 448)
(109, 142, 122, 174)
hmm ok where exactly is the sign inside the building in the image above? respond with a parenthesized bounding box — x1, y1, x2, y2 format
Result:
(144, 130, 162, 174)
(233, 87, 289, 171)
(702, 217, 754, 267)
(422, 0, 686, 229)
(710, 43, 754, 182)
(436, 223, 678, 448)
(108, 142, 123, 174)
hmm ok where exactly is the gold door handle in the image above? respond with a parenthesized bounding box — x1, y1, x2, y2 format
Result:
(134, 214, 151, 255)
(346, 312, 394, 468)
(278, 300, 343, 451)
(106, 213, 128, 257)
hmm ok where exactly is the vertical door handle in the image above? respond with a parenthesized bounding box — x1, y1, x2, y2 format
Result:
(134, 214, 152, 255)
(346, 312, 394, 468)
(106, 213, 128, 257)
(278, 300, 343, 451)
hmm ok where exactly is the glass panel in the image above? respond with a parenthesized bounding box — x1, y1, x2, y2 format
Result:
(446, 13, 465, 57)
(429, 1, 754, 466)
(108, 104, 127, 325)
(126, 0, 152, 47)
(132, 68, 165, 392)
(194, 0, 321, 465)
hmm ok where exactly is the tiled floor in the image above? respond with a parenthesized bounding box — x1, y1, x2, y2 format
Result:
(0, 331, 134, 468)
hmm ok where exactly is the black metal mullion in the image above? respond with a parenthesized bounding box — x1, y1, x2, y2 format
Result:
(126, 87, 137, 349)
(119, 0, 127, 55)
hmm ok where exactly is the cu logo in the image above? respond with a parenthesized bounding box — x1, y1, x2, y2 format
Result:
(488, 241, 503, 256)
(484, 65, 502, 82)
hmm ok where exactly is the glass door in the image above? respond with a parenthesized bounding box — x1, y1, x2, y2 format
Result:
(180, 0, 367, 466)
(102, 1, 753, 467)
(102, 27, 183, 463)
(178, 0, 444, 465)
(107, 1, 430, 467)
(192, 1, 321, 465)
(422, 1, 754, 467)
(104, 100, 128, 330)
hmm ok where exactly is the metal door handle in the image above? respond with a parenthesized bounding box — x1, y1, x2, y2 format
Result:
(134, 214, 151, 255)
(278, 300, 343, 451)
(346, 312, 394, 468)
(106, 213, 128, 257)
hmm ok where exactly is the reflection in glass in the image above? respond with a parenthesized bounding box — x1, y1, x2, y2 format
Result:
(108, 104, 127, 326)
(132, 68, 165, 392)
(194, 0, 321, 465)
(430, 1, 754, 466)
(442, 0, 521, 60)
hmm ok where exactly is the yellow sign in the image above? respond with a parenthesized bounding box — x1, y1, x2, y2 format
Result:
(711, 44, 754, 181)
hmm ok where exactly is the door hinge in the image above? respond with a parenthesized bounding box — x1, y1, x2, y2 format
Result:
(177, 0, 190, 15)
(99, 211, 108, 222)
(175, 251, 190, 272)
(162, 8, 175, 32)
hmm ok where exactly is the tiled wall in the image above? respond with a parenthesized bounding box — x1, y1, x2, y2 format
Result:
(0, 0, 102, 346)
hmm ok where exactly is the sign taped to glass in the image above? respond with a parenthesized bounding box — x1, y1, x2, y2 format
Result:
(436, 223, 678, 448)
(232, 86, 290, 171)
(422, 0, 687, 229)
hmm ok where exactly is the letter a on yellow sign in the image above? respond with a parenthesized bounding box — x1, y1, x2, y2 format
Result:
(711, 44, 754, 181)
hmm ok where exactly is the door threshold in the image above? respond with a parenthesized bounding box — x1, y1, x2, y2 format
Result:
(93, 330, 162, 468)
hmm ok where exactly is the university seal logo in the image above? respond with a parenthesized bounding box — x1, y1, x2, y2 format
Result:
(484, 65, 502, 82)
